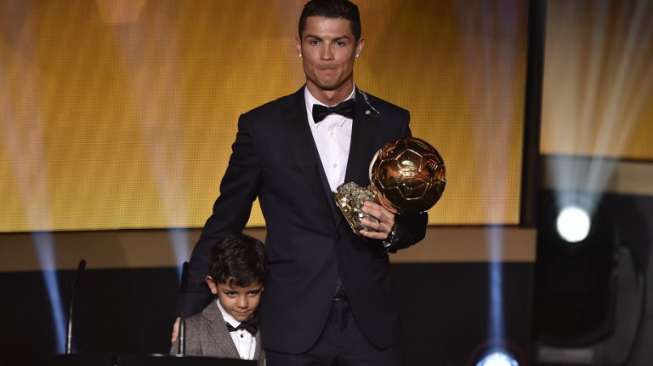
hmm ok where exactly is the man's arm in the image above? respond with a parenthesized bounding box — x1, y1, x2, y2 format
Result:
(179, 115, 261, 316)
(384, 211, 428, 252)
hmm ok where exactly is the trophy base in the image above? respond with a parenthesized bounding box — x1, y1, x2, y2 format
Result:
(334, 182, 377, 234)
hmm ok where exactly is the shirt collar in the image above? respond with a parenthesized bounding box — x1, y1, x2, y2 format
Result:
(216, 299, 241, 328)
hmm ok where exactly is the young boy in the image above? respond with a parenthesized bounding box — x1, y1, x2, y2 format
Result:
(172, 233, 265, 364)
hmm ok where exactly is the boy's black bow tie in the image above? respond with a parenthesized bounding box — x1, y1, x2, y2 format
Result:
(312, 99, 355, 122)
(226, 316, 258, 335)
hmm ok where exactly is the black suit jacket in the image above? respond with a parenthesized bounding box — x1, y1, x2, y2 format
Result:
(181, 87, 427, 354)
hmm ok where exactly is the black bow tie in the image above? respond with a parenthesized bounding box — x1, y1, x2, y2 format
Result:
(226, 316, 258, 336)
(312, 99, 355, 123)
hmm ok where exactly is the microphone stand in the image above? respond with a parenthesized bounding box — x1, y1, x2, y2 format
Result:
(65, 259, 86, 355)
(177, 261, 189, 356)
(178, 318, 186, 356)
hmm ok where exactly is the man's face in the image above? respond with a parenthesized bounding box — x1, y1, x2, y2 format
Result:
(206, 277, 263, 322)
(297, 16, 364, 95)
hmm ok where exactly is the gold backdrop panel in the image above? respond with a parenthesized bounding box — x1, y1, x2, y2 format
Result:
(0, 0, 527, 231)
(541, 0, 653, 160)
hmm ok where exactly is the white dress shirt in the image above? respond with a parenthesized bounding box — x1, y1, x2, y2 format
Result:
(217, 300, 256, 360)
(304, 87, 355, 192)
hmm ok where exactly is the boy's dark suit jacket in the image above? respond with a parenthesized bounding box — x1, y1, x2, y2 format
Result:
(182, 87, 427, 354)
(171, 301, 264, 365)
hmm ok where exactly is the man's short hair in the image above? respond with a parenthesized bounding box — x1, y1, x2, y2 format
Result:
(298, 0, 361, 41)
(208, 233, 265, 287)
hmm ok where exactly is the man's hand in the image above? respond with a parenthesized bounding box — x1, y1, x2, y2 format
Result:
(171, 317, 181, 344)
(359, 201, 396, 240)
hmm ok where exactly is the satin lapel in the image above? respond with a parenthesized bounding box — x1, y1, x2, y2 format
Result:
(203, 302, 240, 359)
(344, 88, 376, 187)
(254, 331, 262, 361)
(282, 88, 339, 224)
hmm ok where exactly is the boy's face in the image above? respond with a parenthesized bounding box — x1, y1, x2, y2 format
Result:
(206, 277, 263, 322)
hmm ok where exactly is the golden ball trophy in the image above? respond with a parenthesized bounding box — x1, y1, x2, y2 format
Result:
(334, 136, 446, 233)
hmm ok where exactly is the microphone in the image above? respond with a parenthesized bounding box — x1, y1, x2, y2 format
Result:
(65, 259, 86, 355)
(357, 89, 380, 117)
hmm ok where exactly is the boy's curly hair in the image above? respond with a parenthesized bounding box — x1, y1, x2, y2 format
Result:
(208, 233, 265, 287)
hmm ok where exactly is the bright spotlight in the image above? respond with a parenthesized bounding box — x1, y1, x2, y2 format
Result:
(556, 206, 591, 243)
(475, 351, 519, 366)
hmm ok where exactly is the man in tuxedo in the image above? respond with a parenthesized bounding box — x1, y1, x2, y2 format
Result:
(179, 1, 427, 365)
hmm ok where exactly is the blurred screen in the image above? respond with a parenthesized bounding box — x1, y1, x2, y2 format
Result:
(0, 0, 527, 231)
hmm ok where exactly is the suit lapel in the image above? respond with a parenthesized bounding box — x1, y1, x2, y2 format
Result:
(344, 88, 377, 187)
(283, 88, 340, 224)
(203, 301, 240, 359)
(254, 331, 262, 362)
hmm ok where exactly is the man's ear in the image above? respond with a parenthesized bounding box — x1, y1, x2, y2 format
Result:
(296, 36, 302, 58)
(355, 37, 365, 58)
(205, 276, 218, 295)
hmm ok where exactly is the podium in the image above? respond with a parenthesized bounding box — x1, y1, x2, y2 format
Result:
(52, 354, 256, 366)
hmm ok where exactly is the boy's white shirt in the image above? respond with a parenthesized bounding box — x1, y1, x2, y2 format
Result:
(216, 300, 257, 360)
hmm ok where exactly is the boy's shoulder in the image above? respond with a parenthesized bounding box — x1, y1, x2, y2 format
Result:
(181, 301, 226, 336)
(191, 301, 223, 323)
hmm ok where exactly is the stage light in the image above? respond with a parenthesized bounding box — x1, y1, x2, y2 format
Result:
(169, 228, 191, 281)
(33, 232, 66, 353)
(475, 350, 519, 366)
(556, 205, 590, 243)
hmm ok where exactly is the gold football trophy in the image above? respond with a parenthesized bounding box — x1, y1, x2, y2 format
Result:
(334, 137, 446, 233)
